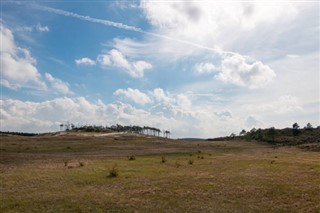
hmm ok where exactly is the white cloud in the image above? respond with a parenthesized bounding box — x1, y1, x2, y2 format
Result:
(16, 23, 50, 33)
(151, 88, 171, 103)
(44, 73, 71, 95)
(114, 88, 152, 105)
(217, 54, 276, 89)
(194, 62, 217, 74)
(97, 49, 152, 78)
(75, 57, 96, 65)
(0, 23, 73, 95)
(286, 54, 300, 59)
(245, 115, 262, 128)
(0, 23, 47, 90)
(140, 1, 297, 50)
(39, 5, 142, 32)
(108, 49, 131, 70)
(176, 94, 192, 109)
(1, 91, 317, 138)
(96, 54, 111, 66)
(0, 97, 180, 136)
(35, 23, 49, 32)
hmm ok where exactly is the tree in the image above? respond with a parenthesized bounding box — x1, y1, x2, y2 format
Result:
(305, 123, 313, 131)
(267, 127, 277, 143)
(230, 133, 236, 138)
(164, 130, 171, 138)
(239, 129, 247, 136)
(293, 122, 299, 129)
(292, 122, 300, 136)
(250, 128, 257, 133)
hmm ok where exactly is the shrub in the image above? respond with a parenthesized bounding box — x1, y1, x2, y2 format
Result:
(78, 161, 85, 167)
(200, 156, 204, 159)
(198, 150, 201, 154)
(128, 155, 136, 160)
(175, 161, 181, 168)
(108, 164, 118, 178)
(161, 156, 166, 163)
(64, 161, 68, 167)
(188, 159, 194, 165)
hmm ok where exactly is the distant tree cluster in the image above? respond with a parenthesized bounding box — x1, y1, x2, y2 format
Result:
(228, 122, 320, 145)
(59, 122, 171, 138)
(0, 131, 38, 136)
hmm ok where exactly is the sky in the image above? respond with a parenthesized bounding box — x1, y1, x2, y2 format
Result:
(0, 0, 319, 138)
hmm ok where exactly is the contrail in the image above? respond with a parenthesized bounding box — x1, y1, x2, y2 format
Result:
(36, 5, 225, 55)
(37, 5, 143, 32)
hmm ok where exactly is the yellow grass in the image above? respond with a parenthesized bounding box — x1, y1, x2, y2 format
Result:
(0, 134, 319, 212)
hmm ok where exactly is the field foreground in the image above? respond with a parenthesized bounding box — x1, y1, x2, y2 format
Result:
(1, 133, 319, 212)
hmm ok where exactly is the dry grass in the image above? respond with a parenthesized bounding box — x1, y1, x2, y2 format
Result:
(0, 134, 319, 212)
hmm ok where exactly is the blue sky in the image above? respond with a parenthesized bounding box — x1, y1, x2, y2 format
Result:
(1, 1, 319, 138)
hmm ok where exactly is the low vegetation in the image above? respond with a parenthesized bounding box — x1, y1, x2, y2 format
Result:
(0, 132, 319, 212)
(209, 123, 320, 146)
(108, 164, 119, 178)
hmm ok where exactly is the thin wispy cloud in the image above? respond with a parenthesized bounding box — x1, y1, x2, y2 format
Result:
(35, 4, 221, 53)
(37, 5, 142, 32)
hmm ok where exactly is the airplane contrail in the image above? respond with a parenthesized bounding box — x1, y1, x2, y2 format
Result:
(37, 5, 143, 32)
(36, 5, 225, 55)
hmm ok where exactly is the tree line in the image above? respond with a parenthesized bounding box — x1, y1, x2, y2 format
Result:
(60, 123, 171, 138)
(0, 131, 39, 136)
(230, 122, 319, 145)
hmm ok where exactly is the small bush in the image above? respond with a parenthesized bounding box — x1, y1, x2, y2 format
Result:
(161, 156, 166, 163)
(197, 156, 201, 159)
(64, 161, 68, 167)
(128, 155, 136, 160)
(198, 150, 201, 154)
(189, 154, 193, 157)
(209, 153, 212, 156)
(175, 161, 181, 168)
(108, 164, 118, 178)
(188, 159, 194, 165)
(200, 156, 204, 159)
(78, 161, 85, 167)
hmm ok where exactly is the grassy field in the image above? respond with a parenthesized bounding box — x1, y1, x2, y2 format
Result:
(1, 133, 319, 212)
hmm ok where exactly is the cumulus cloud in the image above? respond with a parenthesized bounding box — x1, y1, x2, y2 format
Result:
(0, 23, 73, 95)
(194, 62, 217, 74)
(0, 97, 181, 135)
(140, 1, 297, 50)
(151, 88, 171, 103)
(1, 92, 312, 138)
(44, 73, 71, 95)
(217, 54, 276, 89)
(75, 57, 96, 65)
(0, 23, 47, 90)
(176, 94, 192, 109)
(215, 111, 232, 119)
(114, 88, 152, 105)
(97, 49, 152, 78)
